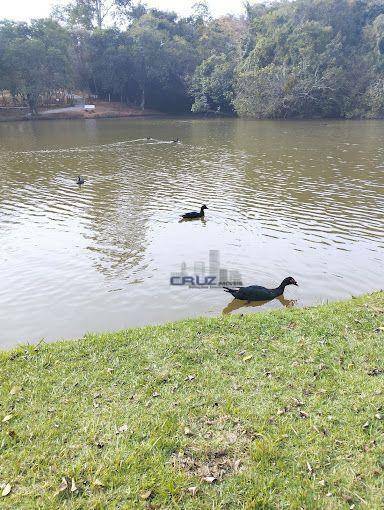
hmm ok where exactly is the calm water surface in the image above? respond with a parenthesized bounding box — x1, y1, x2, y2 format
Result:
(0, 118, 383, 347)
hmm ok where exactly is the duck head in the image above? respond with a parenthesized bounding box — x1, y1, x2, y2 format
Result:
(201, 204, 208, 211)
(280, 276, 298, 288)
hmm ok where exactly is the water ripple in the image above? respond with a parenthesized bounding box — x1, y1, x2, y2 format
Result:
(0, 118, 383, 346)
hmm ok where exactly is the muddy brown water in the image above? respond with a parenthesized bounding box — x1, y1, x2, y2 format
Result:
(0, 118, 383, 347)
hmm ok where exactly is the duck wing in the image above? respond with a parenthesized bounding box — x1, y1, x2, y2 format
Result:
(182, 211, 199, 219)
(235, 285, 275, 301)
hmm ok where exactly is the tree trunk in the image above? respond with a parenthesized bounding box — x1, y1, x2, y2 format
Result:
(96, 0, 102, 29)
(92, 74, 98, 95)
(27, 93, 38, 117)
(140, 86, 145, 110)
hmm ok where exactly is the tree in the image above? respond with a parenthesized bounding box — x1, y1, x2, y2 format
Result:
(188, 14, 244, 113)
(1, 19, 73, 115)
(127, 10, 197, 111)
(234, 0, 384, 118)
(52, 0, 132, 29)
(190, 53, 235, 113)
(2, 0, 384, 119)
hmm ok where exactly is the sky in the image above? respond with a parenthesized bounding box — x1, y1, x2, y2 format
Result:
(1, 0, 245, 21)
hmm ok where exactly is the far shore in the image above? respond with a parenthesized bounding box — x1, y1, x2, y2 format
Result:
(1, 105, 383, 123)
(0, 101, 168, 123)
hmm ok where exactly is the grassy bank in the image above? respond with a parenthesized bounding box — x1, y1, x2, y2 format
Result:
(0, 293, 383, 509)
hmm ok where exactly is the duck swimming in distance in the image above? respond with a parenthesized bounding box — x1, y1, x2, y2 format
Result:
(77, 175, 85, 185)
(224, 277, 298, 301)
(172, 138, 180, 143)
(181, 204, 208, 220)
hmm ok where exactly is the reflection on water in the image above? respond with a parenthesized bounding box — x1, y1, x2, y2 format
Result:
(179, 217, 208, 224)
(0, 118, 383, 347)
(223, 295, 297, 315)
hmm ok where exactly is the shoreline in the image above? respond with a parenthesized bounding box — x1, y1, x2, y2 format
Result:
(0, 101, 169, 123)
(0, 292, 380, 352)
(0, 111, 170, 123)
(2, 104, 382, 124)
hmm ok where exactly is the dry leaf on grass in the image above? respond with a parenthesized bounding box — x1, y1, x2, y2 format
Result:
(2, 415, 13, 423)
(93, 479, 104, 487)
(243, 355, 253, 362)
(187, 486, 198, 496)
(10, 386, 22, 395)
(117, 424, 129, 434)
(224, 431, 238, 444)
(203, 476, 217, 484)
(58, 477, 68, 493)
(70, 478, 78, 492)
(368, 368, 383, 376)
(1, 484, 12, 497)
(233, 459, 242, 472)
(140, 490, 152, 500)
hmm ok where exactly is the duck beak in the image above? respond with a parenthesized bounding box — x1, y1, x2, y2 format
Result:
(294, 280, 298, 286)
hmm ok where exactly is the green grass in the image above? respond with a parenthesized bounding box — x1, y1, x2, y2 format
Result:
(0, 293, 383, 509)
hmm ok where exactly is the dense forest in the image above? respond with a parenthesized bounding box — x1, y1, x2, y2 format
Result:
(1, 0, 384, 118)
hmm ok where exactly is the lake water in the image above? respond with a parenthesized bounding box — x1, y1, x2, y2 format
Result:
(0, 118, 383, 347)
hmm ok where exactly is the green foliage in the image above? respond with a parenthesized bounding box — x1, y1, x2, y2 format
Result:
(0, 19, 73, 115)
(1, 0, 384, 117)
(235, 0, 384, 118)
(52, 0, 132, 29)
(190, 54, 235, 113)
(366, 77, 384, 116)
